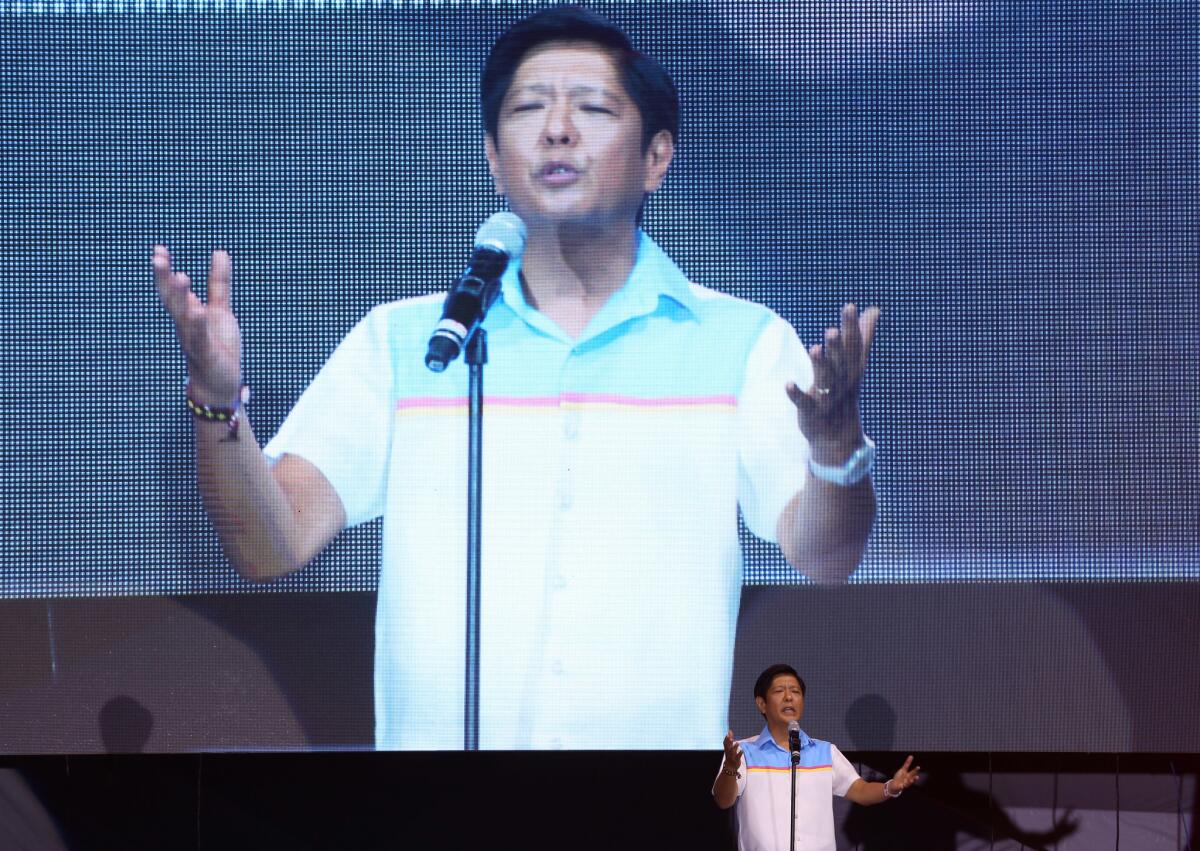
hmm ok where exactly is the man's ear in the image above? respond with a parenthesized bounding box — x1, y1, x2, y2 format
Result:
(754, 696, 767, 717)
(642, 129, 675, 193)
(484, 135, 505, 195)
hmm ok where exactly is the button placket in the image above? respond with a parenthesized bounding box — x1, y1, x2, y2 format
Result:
(557, 366, 578, 512)
(563, 409, 581, 441)
(537, 349, 583, 746)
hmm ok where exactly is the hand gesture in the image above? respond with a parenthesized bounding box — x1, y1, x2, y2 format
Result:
(786, 303, 880, 460)
(889, 755, 921, 792)
(153, 245, 243, 406)
(722, 730, 743, 772)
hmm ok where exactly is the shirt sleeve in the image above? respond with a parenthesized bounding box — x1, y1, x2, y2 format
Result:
(830, 744, 862, 797)
(263, 305, 395, 528)
(736, 314, 814, 542)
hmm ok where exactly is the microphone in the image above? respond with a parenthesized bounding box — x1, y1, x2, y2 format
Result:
(788, 720, 801, 765)
(425, 212, 527, 372)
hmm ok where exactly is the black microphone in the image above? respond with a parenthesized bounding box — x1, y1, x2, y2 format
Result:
(425, 212, 527, 373)
(788, 719, 801, 765)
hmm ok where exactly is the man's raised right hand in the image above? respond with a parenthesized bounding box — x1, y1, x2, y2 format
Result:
(153, 245, 243, 407)
(723, 730, 743, 770)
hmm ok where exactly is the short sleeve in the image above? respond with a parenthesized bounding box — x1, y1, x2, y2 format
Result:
(737, 314, 814, 542)
(830, 744, 862, 798)
(263, 306, 395, 528)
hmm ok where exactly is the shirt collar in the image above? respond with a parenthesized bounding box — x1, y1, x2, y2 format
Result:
(753, 723, 813, 753)
(497, 229, 701, 344)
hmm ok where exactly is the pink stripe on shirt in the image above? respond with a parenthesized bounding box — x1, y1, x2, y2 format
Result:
(395, 393, 736, 413)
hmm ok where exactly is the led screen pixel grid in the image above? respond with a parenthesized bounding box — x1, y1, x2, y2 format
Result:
(1, 0, 1197, 601)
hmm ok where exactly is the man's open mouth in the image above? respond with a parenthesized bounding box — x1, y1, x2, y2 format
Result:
(538, 162, 583, 186)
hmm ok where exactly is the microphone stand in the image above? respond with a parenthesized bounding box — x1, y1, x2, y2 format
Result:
(463, 328, 487, 751)
(790, 745, 798, 851)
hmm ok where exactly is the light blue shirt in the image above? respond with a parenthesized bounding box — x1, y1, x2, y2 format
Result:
(266, 231, 814, 749)
(733, 724, 860, 851)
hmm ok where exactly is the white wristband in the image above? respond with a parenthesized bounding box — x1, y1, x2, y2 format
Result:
(808, 436, 876, 486)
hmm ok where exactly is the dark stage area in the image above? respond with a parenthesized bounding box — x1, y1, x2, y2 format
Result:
(3, 751, 1197, 850)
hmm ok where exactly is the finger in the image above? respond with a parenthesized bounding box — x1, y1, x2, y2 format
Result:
(902, 755, 914, 769)
(822, 326, 844, 382)
(175, 276, 203, 331)
(801, 341, 841, 410)
(839, 303, 862, 369)
(176, 274, 213, 352)
(153, 246, 190, 319)
(207, 249, 232, 310)
(858, 306, 881, 372)
(152, 244, 172, 290)
(807, 343, 838, 394)
(811, 336, 849, 400)
(823, 327, 853, 396)
(786, 380, 818, 421)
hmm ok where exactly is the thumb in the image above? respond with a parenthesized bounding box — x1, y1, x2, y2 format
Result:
(786, 381, 816, 419)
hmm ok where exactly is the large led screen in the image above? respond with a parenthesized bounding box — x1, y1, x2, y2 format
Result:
(1, 0, 1196, 753)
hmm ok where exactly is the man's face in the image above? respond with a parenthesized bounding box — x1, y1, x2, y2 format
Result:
(755, 674, 805, 727)
(484, 41, 673, 230)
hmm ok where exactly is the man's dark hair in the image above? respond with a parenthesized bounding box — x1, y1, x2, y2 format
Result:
(753, 664, 807, 702)
(480, 5, 679, 153)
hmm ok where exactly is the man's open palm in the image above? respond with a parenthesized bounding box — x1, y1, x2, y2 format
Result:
(153, 245, 242, 405)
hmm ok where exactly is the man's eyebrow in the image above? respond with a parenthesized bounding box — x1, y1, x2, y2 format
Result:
(515, 83, 621, 100)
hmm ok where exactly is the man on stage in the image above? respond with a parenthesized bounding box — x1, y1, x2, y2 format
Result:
(714, 664, 921, 850)
(154, 6, 881, 749)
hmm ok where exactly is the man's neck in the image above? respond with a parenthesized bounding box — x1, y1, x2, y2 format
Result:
(518, 221, 639, 338)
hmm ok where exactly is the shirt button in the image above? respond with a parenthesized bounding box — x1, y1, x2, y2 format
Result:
(563, 412, 581, 440)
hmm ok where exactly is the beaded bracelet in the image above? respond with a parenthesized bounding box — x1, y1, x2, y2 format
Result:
(186, 384, 250, 441)
(883, 779, 903, 799)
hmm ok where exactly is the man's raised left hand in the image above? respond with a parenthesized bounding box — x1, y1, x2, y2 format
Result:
(786, 303, 881, 465)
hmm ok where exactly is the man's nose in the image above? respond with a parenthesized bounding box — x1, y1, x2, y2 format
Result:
(542, 106, 577, 146)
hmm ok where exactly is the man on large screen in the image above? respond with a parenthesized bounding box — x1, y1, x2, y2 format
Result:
(153, 5, 880, 749)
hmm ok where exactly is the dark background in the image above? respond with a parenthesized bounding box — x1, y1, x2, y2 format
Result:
(2, 583, 1199, 754)
(4, 751, 1197, 849)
